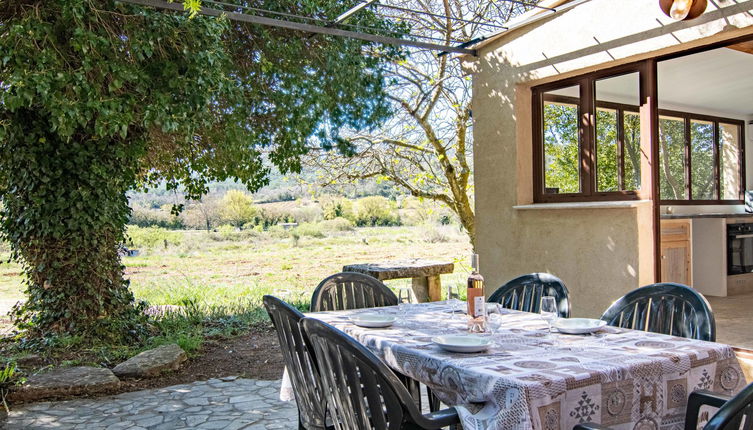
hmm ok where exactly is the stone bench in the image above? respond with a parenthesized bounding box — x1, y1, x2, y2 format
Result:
(343, 259, 454, 302)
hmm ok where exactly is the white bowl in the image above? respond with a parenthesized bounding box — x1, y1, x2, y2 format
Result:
(432, 335, 491, 353)
(349, 314, 396, 328)
(553, 318, 607, 335)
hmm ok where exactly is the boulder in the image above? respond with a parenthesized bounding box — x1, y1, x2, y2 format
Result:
(11, 366, 119, 401)
(112, 344, 187, 379)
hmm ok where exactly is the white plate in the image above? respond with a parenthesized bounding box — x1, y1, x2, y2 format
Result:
(553, 318, 607, 334)
(349, 314, 396, 328)
(432, 335, 490, 353)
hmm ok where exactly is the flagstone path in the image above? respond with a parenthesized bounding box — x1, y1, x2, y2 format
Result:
(2, 378, 298, 430)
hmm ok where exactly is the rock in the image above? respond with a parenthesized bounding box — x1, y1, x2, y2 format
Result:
(10, 366, 119, 401)
(112, 344, 187, 379)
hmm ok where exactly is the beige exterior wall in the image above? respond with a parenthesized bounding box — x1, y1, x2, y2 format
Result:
(466, 0, 753, 317)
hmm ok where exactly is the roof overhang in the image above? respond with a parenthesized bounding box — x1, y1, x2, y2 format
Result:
(468, 0, 593, 53)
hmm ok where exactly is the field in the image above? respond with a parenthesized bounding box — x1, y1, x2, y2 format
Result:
(0, 224, 472, 320)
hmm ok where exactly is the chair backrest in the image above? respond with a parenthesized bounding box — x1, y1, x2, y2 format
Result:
(705, 381, 753, 430)
(488, 273, 571, 318)
(263, 296, 326, 430)
(310, 272, 398, 312)
(299, 317, 427, 430)
(600, 283, 716, 341)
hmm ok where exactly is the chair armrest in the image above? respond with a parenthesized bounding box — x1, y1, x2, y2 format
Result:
(418, 407, 460, 429)
(573, 423, 614, 430)
(685, 390, 732, 430)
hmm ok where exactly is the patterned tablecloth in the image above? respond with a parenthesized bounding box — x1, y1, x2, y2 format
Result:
(287, 302, 746, 430)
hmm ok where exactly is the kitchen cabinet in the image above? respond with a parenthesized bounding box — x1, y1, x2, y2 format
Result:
(660, 219, 692, 285)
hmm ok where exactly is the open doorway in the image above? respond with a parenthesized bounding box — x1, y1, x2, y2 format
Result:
(656, 39, 753, 347)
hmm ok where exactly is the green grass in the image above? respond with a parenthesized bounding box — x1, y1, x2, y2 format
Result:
(0, 224, 471, 362)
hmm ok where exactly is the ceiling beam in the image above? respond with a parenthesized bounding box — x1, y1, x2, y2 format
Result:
(119, 0, 477, 56)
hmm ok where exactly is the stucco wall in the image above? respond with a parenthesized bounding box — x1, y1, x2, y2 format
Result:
(467, 0, 753, 317)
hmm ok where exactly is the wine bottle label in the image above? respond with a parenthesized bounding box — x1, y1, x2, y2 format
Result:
(474, 296, 485, 317)
(467, 287, 483, 316)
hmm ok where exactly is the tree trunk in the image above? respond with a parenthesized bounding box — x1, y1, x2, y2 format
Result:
(3, 110, 143, 340)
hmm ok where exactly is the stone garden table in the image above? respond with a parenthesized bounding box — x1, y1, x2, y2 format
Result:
(343, 259, 454, 302)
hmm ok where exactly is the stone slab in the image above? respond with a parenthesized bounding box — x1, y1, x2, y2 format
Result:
(113, 344, 187, 379)
(343, 259, 454, 281)
(11, 366, 120, 402)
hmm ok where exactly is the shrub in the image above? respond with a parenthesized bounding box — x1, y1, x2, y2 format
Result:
(290, 205, 323, 223)
(295, 222, 326, 238)
(130, 206, 184, 229)
(219, 190, 258, 228)
(321, 217, 354, 232)
(209, 224, 258, 242)
(423, 226, 451, 243)
(321, 197, 355, 221)
(354, 196, 401, 227)
(127, 226, 183, 248)
(258, 207, 295, 228)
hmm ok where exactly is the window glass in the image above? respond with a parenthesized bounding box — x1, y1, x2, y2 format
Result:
(543, 85, 580, 194)
(595, 72, 639, 105)
(595, 72, 641, 192)
(720, 123, 741, 200)
(659, 116, 687, 200)
(623, 112, 642, 191)
(595, 108, 618, 192)
(690, 120, 715, 200)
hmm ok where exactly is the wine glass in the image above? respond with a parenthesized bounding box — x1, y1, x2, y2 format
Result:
(445, 285, 461, 317)
(540, 296, 558, 336)
(397, 287, 413, 321)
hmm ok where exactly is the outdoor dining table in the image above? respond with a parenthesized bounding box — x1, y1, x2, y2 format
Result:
(281, 302, 746, 430)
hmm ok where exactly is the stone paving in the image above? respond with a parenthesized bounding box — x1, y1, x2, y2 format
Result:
(2, 378, 298, 430)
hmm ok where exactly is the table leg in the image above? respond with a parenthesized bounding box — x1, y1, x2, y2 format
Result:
(411, 276, 442, 302)
(411, 277, 429, 303)
(427, 275, 442, 302)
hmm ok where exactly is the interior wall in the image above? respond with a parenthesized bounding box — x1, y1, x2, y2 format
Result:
(748, 116, 753, 190)
(466, 0, 753, 316)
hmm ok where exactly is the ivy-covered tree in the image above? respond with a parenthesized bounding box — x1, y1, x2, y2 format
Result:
(0, 0, 402, 341)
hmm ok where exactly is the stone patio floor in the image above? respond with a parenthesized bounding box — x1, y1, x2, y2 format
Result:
(2, 378, 298, 430)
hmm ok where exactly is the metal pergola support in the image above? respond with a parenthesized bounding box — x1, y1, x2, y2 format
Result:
(119, 0, 478, 56)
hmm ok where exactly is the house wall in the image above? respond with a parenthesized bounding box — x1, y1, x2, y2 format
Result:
(466, 0, 753, 317)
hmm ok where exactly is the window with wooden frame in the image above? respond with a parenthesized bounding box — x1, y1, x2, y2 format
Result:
(532, 66, 645, 203)
(532, 63, 745, 204)
(658, 111, 744, 204)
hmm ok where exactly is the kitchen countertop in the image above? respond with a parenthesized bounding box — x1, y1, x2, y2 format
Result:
(661, 213, 753, 219)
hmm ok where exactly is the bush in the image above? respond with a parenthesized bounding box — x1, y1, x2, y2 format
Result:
(290, 205, 323, 223)
(354, 196, 401, 227)
(258, 207, 295, 228)
(295, 222, 326, 238)
(130, 206, 184, 229)
(209, 224, 258, 242)
(423, 226, 451, 243)
(219, 190, 258, 228)
(321, 197, 355, 221)
(321, 217, 354, 232)
(127, 226, 183, 248)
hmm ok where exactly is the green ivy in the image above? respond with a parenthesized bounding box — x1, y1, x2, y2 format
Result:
(0, 0, 404, 342)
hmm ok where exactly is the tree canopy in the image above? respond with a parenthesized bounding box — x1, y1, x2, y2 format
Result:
(0, 0, 404, 340)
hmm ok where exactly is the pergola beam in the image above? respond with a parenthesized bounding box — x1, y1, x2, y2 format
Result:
(333, 0, 378, 24)
(119, 0, 478, 56)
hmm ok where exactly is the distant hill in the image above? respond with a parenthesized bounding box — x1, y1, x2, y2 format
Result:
(128, 164, 402, 209)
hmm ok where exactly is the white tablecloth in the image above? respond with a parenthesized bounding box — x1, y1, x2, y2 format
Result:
(282, 302, 745, 430)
